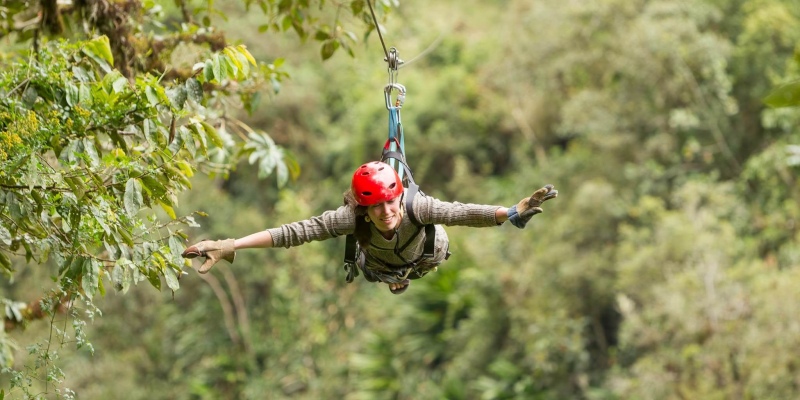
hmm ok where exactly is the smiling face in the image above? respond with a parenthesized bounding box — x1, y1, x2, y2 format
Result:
(366, 195, 403, 234)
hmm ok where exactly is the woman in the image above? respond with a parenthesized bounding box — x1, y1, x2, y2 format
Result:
(183, 161, 558, 294)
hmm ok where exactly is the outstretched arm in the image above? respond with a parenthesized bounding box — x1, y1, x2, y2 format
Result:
(183, 204, 355, 273)
(181, 230, 275, 274)
(234, 230, 274, 249)
(413, 185, 556, 227)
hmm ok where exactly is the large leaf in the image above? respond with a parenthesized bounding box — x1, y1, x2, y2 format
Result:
(81, 37, 113, 72)
(168, 86, 188, 110)
(185, 78, 203, 103)
(84, 35, 115, 66)
(0, 225, 11, 246)
(124, 178, 143, 218)
(0, 252, 12, 277)
(82, 259, 101, 299)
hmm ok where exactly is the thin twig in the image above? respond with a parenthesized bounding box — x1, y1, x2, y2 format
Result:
(219, 265, 251, 353)
(198, 272, 241, 346)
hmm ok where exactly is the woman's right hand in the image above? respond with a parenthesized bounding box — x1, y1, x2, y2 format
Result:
(182, 239, 236, 273)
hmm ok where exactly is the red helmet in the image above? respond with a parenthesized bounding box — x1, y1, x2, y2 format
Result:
(351, 161, 404, 206)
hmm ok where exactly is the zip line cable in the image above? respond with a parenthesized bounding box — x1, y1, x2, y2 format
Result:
(366, 0, 391, 66)
(400, 32, 444, 68)
(365, 0, 444, 70)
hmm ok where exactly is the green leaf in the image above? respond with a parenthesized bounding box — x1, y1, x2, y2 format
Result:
(176, 160, 195, 178)
(64, 176, 87, 200)
(315, 29, 332, 41)
(168, 235, 185, 266)
(281, 15, 293, 31)
(121, 259, 132, 294)
(185, 78, 203, 103)
(140, 175, 167, 198)
(65, 83, 79, 106)
(180, 126, 197, 157)
(81, 44, 112, 73)
(245, 91, 262, 114)
(79, 83, 92, 104)
(72, 65, 92, 82)
(164, 266, 179, 291)
(235, 53, 251, 77)
(168, 86, 188, 110)
(85, 35, 114, 66)
(221, 54, 238, 79)
(90, 204, 111, 235)
(112, 76, 128, 93)
(124, 178, 143, 217)
(236, 45, 257, 66)
(321, 40, 339, 60)
(188, 123, 208, 151)
(351, 0, 365, 15)
(223, 48, 243, 72)
(212, 55, 223, 82)
(0, 225, 11, 245)
(200, 121, 223, 147)
(764, 80, 800, 108)
(145, 267, 161, 290)
(104, 239, 120, 261)
(0, 252, 12, 276)
(83, 138, 101, 167)
(143, 119, 160, 147)
(82, 259, 100, 299)
(145, 86, 160, 106)
(276, 155, 289, 187)
(203, 59, 214, 82)
(21, 241, 32, 263)
(22, 85, 38, 108)
(111, 258, 130, 291)
(160, 201, 177, 220)
(291, 18, 306, 38)
(98, 275, 106, 296)
(63, 258, 83, 283)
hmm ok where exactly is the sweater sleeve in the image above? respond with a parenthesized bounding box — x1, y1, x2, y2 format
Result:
(411, 194, 502, 227)
(267, 205, 356, 248)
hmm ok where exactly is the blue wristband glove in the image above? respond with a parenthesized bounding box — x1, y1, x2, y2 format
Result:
(507, 184, 558, 229)
(507, 204, 539, 228)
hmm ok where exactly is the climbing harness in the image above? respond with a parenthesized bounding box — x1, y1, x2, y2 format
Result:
(342, 11, 444, 284)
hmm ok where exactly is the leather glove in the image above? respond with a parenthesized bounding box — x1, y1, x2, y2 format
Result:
(507, 184, 558, 229)
(181, 239, 236, 273)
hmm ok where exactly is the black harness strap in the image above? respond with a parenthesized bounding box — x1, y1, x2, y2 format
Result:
(423, 225, 436, 258)
(381, 150, 408, 169)
(343, 234, 358, 283)
(404, 182, 435, 258)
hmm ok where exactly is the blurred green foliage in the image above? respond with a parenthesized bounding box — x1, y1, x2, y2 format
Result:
(2, 0, 800, 399)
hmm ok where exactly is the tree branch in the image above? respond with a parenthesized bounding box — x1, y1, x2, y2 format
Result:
(4, 292, 71, 332)
(219, 265, 251, 353)
(197, 272, 241, 347)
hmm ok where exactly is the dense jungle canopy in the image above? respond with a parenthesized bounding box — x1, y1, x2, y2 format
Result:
(1, 0, 800, 398)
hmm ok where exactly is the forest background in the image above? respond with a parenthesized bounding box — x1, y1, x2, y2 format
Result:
(1, 0, 800, 399)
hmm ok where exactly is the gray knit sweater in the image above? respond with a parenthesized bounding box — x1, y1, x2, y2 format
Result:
(267, 190, 502, 274)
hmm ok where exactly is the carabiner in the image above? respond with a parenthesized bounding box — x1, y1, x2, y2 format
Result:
(384, 83, 406, 109)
